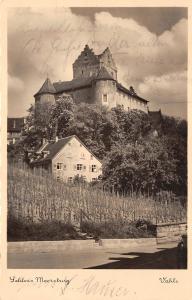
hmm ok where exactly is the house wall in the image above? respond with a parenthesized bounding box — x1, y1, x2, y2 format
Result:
(52, 136, 102, 183)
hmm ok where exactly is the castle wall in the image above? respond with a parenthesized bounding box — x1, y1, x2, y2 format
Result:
(73, 64, 100, 79)
(116, 89, 148, 113)
(94, 80, 148, 112)
(35, 93, 55, 105)
(55, 86, 94, 105)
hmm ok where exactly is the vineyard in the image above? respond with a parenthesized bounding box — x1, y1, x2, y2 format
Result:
(8, 163, 187, 229)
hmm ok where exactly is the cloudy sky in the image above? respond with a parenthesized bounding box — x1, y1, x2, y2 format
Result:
(8, 7, 187, 119)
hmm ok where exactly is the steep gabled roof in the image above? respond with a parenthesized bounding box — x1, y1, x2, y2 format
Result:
(31, 135, 102, 165)
(34, 78, 56, 97)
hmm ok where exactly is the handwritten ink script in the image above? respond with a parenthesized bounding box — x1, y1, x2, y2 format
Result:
(9, 275, 135, 298)
(159, 277, 178, 284)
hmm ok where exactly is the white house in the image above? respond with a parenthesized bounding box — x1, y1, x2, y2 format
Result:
(31, 135, 102, 183)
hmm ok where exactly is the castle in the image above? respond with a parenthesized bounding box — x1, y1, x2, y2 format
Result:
(34, 45, 149, 112)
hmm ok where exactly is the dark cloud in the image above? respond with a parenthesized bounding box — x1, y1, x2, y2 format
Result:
(71, 7, 187, 35)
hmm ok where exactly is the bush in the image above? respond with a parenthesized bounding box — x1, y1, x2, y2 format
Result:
(81, 220, 156, 239)
(7, 216, 83, 241)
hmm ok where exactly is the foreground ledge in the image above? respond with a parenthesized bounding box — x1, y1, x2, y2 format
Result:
(8, 240, 96, 253)
(99, 238, 156, 248)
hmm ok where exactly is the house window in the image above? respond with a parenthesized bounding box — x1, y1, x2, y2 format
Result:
(63, 164, 67, 170)
(57, 163, 62, 170)
(90, 155, 93, 160)
(77, 164, 83, 170)
(102, 94, 108, 103)
(92, 178, 97, 182)
(82, 70, 84, 75)
(68, 177, 73, 183)
(81, 153, 85, 159)
(127, 107, 130, 111)
(57, 176, 61, 181)
(91, 165, 97, 172)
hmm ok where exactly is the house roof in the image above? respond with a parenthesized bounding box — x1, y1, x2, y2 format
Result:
(31, 135, 102, 165)
(34, 78, 56, 97)
(7, 117, 25, 132)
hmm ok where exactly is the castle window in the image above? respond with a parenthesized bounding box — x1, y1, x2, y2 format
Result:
(102, 94, 108, 103)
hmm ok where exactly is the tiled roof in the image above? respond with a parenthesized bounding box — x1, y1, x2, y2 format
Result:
(7, 118, 25, 132)
(34, 78, 56, 96)
(34, 136, 73, 163)
(117, 83, 149, 103)
(31, 135, 102, 165)
(53, 77, 93, 93)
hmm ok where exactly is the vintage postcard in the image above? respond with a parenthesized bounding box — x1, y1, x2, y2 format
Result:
(0, 0, 191, 299)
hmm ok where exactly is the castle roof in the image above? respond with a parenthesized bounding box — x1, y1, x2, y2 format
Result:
(117, 83, 149, 103)
(34, 78, 56, 97)
(95, 67, 115, 81)
(53, 77, 93, 93)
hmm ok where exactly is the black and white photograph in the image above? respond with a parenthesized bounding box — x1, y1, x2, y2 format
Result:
(6, 5, 188, 271)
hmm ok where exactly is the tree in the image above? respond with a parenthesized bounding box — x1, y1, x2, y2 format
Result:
(49, 93, 75, 138)
(102, 137, 179, 195)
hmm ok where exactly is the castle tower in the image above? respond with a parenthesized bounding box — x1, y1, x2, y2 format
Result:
(34, 78, 56, 105)
(98, 47, 117, 81)
(72, 45, 100, 79)
(93, 67, 117, 108)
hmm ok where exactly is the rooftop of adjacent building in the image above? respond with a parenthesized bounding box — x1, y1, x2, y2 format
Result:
(7, 117, 25, 132)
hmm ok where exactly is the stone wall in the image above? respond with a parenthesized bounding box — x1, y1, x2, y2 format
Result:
(156, 222, 187, 243)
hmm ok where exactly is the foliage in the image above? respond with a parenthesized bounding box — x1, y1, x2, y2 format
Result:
(12, 98, 187, 196)
(7, 216, 82, 241)
(81, 220, 156, 239)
